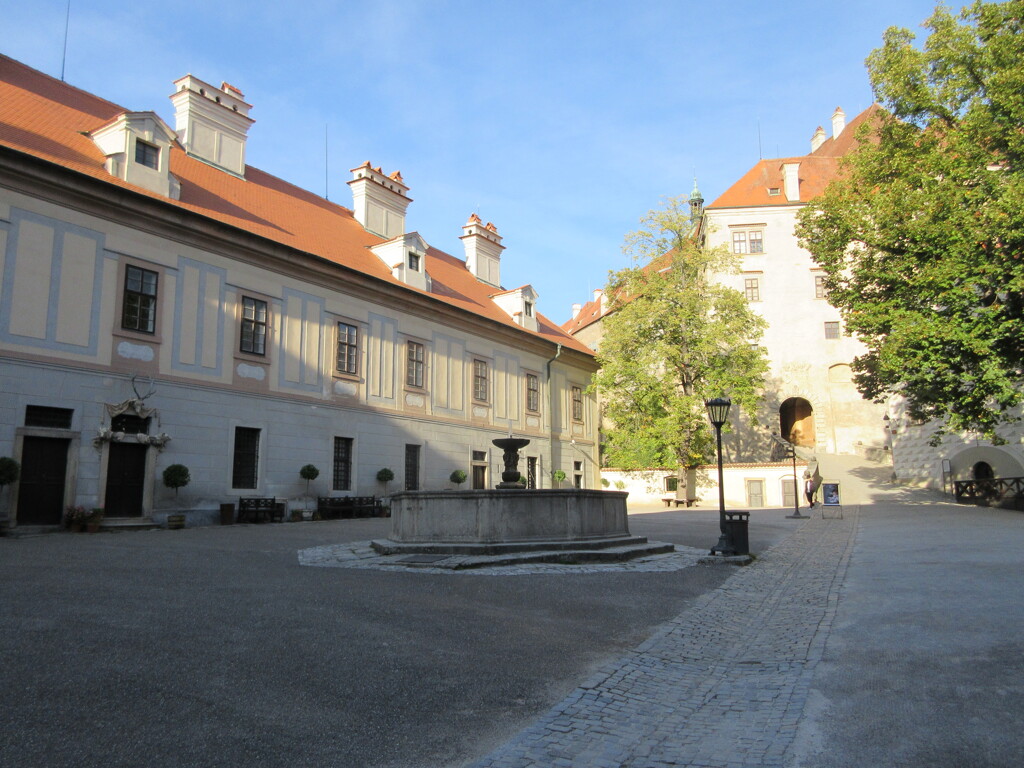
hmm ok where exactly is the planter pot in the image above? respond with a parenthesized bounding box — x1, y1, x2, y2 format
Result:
(167, 513, 186, 530)
(69, 522, 83, 533)
(289, 510, 303, 522)
(86, 521, 101, 533)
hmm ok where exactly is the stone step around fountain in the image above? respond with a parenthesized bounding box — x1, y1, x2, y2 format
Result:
(374, 539, 677, 570)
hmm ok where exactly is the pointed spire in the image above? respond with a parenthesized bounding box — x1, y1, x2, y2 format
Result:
(689, 175, 704, 221)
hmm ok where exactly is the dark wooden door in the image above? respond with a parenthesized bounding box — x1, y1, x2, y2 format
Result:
(17, 436, 69, 525)
(105, 442, 148, 517)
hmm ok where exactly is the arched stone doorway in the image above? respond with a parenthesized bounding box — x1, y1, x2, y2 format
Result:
(780, 397, 815, 448)
(973, 461, 994, 480)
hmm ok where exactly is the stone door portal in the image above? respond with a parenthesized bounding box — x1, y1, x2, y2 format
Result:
(780, 397, 816, 448)
(105, 442, 147, 517)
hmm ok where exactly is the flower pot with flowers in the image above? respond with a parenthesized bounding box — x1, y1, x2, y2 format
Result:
(64, 505, 88, 532)
(86, 508, 104, 533)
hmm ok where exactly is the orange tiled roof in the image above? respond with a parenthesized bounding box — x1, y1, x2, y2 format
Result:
(0, 54, 592, 357)
(707, 105, 882, 209)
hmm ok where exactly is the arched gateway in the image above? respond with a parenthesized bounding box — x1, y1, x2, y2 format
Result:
(780, 397, 815, 448)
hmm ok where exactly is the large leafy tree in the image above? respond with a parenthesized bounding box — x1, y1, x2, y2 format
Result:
(797, 1, 1024, 439)
(594, 197, 768, 490)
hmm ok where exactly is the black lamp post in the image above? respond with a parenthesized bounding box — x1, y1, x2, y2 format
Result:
(705, 397, 733, 556)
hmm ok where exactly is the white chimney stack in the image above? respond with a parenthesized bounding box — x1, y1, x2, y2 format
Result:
(571, 303, 582, 319)
(783, 162, 801, 202)
(461, 214, 505, 287)
(170, 75, 253, 177)
(348, 162, 411, 239)
(831, 107, 846, 139)
(810, 125, 827, 152)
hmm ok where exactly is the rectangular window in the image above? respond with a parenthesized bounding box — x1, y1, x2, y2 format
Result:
(122, 265, 158, 334)
(526, 373, 539, 412)
(135, 140, 159, 170)
(336, 322, 359, 375)
(732, 229, 764, 254)
(471, 450, 487, 462)
(232, 427, 260, 489)
(573, 460, 583, 489)
(24, 405, 74, 429)
(406, 341, 425, 388)
(665, 476, 679, 492)
(332, 437, 353, 491)
(473, 360, 489, 402)
(240, 296, 268, 355)
(111, 414, 150, 434)
(824, 321, 841, 339)
(407, 251, 420, 271)
(527, 456, 537, 489)
(814, 274, 827, 299)
(524, 300, 534, 317)
(571, 386, 584, 422)
(732, 231, 748, 254)
(405, 444, 421, 491)
(744, 277, 761, 302)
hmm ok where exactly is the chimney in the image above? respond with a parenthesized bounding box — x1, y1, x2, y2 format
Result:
(783, 162, 801, 202)
(810, 125, 827, 152)
(347, 163, 411, 239)
(831, 107, 846, 139)
(571, 303, 582, 319)
(170, 75, 253, 177)
(461, 214, 505, 287)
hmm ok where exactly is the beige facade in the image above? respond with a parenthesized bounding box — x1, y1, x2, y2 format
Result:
(0, 55, 598, 528)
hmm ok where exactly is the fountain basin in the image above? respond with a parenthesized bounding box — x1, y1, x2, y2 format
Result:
(371, 489, 664, 557)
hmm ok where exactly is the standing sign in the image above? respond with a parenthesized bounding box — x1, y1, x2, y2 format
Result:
(821, 482, 842, 518)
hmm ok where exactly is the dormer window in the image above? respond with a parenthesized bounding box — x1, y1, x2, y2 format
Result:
(135, 140, 160, 170)
(407, 251, 420, 271)
(524, 300, 534, 317)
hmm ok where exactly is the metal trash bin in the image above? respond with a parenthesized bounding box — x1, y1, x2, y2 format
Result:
(724, 511, 750, 555)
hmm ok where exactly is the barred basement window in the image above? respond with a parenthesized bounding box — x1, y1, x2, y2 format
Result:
(232, 427, 260, 489)
(405, 444, 421, 491)
(824, 321, 841, 339)
(333, 437, 353, 491)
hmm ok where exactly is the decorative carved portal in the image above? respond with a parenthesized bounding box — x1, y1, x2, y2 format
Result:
(780, 397, 815, 448)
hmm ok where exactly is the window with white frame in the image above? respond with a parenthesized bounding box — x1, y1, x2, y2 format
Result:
(526, 373, 540, 412)
(406, 341, 425, 388)
(336, 322, 359, 375)
(122, 264, 158, 334)
(814, 274, 827, 299)
(744, 276, 761, 302)
(571, 386, 584, 422)
(240, 296, 268, 355)
(473, 360, 489, 402)
(824, 321, 841, 339)
(732, 228, 765, 254)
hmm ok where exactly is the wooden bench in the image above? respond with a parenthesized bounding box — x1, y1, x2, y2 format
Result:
(238, 496, 277, 524)
(661, 497, 699, 508)
(317, 496, 385, 519)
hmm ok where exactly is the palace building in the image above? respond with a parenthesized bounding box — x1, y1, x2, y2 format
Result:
(0, 55, 597, 528)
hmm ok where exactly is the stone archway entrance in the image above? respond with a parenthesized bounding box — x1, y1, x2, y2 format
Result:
(780, 397, 815, 448)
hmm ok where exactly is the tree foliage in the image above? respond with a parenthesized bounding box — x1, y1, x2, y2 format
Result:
(594, 197, 768, 472)
(797, 1, 1024, 438)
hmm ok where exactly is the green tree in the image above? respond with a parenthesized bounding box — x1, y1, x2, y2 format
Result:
(162, 464, 190, 497)
(797, 1, 1024, 439)
(593, 197, 768, 494)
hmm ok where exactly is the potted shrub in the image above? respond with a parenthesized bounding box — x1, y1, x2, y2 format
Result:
(300, 464, 320, 515)
(162, 464, 190, 497)
(87, 507, 104, 533)
(552, 469, 567, 488)
(376, 468, 394, 496)
(64, 505, 89, 532)
(449, 469, 467, 489)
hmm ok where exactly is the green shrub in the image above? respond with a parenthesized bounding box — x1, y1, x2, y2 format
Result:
(162, 464, 191, 496)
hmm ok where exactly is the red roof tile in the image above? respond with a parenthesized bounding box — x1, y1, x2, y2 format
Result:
(707, 105, 882, 209)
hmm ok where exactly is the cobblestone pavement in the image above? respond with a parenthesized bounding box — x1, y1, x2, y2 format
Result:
(298, 541, 709, 574)
(466, 507, 858, 768)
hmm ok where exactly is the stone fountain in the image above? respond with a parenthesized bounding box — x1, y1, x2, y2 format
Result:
(371, 436, 673, 568)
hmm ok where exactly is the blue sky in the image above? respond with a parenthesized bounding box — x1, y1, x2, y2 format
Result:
(3, 0, 942, 323)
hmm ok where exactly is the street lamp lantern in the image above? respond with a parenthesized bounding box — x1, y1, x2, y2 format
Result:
(705, 397, 731, 428)
(705, 396, 733, 556)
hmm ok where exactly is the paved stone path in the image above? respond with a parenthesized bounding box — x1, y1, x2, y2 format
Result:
(298, 541, 709, 575)
(467, 507, 858, 768)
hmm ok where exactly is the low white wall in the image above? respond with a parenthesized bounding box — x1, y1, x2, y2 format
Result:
(604, 462, 809, 508)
